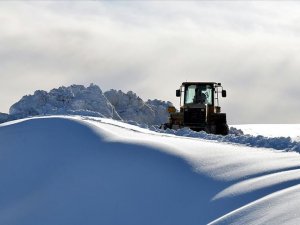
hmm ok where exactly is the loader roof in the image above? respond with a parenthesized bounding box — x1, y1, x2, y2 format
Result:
(182, 82, 221, 86)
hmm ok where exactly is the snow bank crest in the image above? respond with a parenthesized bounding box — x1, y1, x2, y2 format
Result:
(104, 89, 170, 125)
(0, 113, 11, 123)
(158, 126, 300, 153)
(8, 84, 171, 125)
(9, 84, 121, 120)
(121, 120, 300, 153)
(4, 84, 300, 153)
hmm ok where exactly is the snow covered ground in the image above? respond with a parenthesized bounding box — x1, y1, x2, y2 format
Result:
(233, 124, 300, 142)
(0, 116, 300, 225)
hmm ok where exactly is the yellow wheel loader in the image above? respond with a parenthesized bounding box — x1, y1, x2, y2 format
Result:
(163, 82, 229, 135)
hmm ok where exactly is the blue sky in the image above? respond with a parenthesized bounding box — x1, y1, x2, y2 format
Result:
(0, 1, 300, 124)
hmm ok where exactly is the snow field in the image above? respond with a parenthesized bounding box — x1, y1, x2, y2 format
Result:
(112, 118, 300, 153)
(1, 116, 300, 224)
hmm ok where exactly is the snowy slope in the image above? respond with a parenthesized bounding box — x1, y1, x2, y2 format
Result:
(0, 116, 300, 225)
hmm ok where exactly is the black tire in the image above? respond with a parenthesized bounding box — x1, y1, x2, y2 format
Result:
(160, 123, 171, 130)
(211, 113, 228, 135)
(216, 123, 229, 135)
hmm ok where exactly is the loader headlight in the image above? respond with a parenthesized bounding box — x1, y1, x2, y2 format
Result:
(167, 106, 176, 113)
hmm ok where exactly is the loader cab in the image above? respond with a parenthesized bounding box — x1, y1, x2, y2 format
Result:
(176, 82, 226, 109)
(184, 83, 213, 105)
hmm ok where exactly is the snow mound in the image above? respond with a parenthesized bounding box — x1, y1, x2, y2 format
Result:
(1, 116, 300, 225)
(5, 84, 300, 153)
(104, 89, 171, 125)
(0, 113, 10, 123)
(120, 121, 300, 153)
(233, 124, 300, 142)
(146, 99, 171, 125)
(8, 84, 170, 125)
(9, 84, 121, 120)
(158, 127, 300, 153)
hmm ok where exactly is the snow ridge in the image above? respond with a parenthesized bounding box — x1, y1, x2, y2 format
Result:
(0, 113, 12, 124)
(118, 121, 300, 153)
(8, 84, 171, 125)
(104, 89, 170, 125)
(4, 84, 300, 153)
(159, 127, 300, 153)
(9, 84, 121, 120)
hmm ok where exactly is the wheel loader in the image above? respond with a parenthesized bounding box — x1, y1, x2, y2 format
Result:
(162, 82, 229, 135)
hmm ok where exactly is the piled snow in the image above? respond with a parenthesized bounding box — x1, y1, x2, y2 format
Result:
(8, 84, 170, 125)
(1, 116, 300, 225)
(0, 113, 16, 124)
(157, 127, 300, 153)
(104, 118, 300, 153)
(4, 83, 300, 153)
(9, 84, 121, 120)
(104, 89, 171, 125)
(233, 124, 300, 141)
(146, 99, 171, 125)
(0, 113, 10, 123)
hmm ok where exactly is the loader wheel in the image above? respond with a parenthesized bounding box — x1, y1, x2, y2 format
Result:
(160, 123, 171, 130)
(216, 123, 229, 135)
(205, 124, 216, 134)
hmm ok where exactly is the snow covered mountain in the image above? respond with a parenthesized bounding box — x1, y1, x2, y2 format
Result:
(8, 84, 171, 125)
(0, 116, 300, 225)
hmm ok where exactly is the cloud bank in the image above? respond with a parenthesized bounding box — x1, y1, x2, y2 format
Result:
(0, 1, 300, 124)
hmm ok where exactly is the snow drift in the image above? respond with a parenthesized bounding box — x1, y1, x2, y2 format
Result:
(105, 89, 170, 125)
(156, 126, 300, 153)
(1, 116, 300, 225)
(4, 83, 300, 153)
(0, 112, 11, 123)
(8, 84, 171, 125)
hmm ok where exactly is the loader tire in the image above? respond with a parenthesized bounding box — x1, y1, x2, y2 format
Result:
(216, 123, 229, 135)
(160, 123, 171, 130)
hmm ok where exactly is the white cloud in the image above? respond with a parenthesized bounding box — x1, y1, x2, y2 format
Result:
(0, 1, 300, 124)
